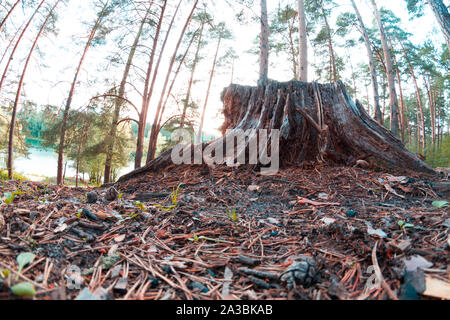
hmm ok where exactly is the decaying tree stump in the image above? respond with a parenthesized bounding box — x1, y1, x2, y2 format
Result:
(118, 80, 434, 183)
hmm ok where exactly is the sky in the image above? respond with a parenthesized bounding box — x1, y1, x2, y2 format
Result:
(0, 0, 446, 139)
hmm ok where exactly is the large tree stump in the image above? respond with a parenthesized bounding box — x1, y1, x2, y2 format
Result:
(118, 80, 434, 183)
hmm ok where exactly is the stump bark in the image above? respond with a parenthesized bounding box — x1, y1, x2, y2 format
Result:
(118, 80, 434, 183)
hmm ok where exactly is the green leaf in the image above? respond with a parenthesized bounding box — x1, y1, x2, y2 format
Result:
(432, 201, 449, 208)
(3, 192, 13, 205)
(10, 282, 36, 296)
(135, 201, 145, 211)
(17, 252, 36, 272)
(0, 269, 9, 278)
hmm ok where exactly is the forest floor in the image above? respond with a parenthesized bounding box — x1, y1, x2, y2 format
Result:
(0, 164, 449, 300)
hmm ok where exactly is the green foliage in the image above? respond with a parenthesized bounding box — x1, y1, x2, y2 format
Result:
(226, 205, 238, 224)
(425, 136, 450, 168)
(2, 189, 24, 205)
(155, 183, 182, 212)
(10, 282, 36, 297)
(17, 252, 36, 273)
(431, 200, 448, 208)
(0, 170, 27, 181)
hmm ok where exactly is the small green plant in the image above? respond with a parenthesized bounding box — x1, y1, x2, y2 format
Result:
(134, 201, 145, 211)
(2, 189, 24, 205)
(0, 169, 27, 182)
(189, 234, 233, 244)
(226, 205, 239, 225)
(156, 183, 182, 212)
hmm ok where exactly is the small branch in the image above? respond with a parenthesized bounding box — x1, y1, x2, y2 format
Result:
(371, 241, 399, 300)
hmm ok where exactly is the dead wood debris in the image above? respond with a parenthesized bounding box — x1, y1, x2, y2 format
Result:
(0, 165, 448, 300)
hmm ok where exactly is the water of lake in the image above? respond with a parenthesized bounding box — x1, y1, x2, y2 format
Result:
(10, 147, 134, 181)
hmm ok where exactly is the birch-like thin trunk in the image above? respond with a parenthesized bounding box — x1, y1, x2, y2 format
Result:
(146, 0, 199, 162)
(57, 2, 109, 185)
(104, 6, 150, 183)
(0, 0, 46, 93)
(7, 0, 60, 179)
(351, 0, 382, 124)
(297, 0, 307, 81)
(0, 0, 20, 33)
(259, 0, 269, 85)
(371, 0, 399, 137)
(196, 36, 221, 144)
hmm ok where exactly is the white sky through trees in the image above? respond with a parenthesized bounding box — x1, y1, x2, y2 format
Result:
(0, 0, 445, 136)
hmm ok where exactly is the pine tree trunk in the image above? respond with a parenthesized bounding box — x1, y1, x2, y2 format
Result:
(0, 0, 46, 93)
(427, 0, 450, 49)
(0, 0, 20, 33)
(389, 42, 405, 141)
(196, 36, 221, 144)
(287, 18, 297, 79)
(371, 0, 399, 137)
(135, 0, 168, 169)
(7, 0, 59, 179)
(396, 67, 406, 142)
(425, 78, 436, 147)
(181, 23, 204, 128)
(57, 2, 108, 185)
(400, 43, 425, 153)
(158, 28, 198, 131)
(351, 0, 382, 125)
(320, 5, 337, 82)
(259, 0, 269, 84)
(146, 0, 198, 163)
(297, 0, 308, 81)
(104, 7, 149, 184)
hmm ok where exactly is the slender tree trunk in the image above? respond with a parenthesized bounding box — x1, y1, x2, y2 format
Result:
(287, 18, 297, 79)
(297, 0, 308, 81)
(1, 22, 24, 65)
(146, 0, 199, 162)
(104, 6, 149, 183)
(57, 2, 109, 185)
(415, 95, 421, 152)
(424, 77, 436, 147)
(158, 27, 198, 131)
(136, 0, 183, 168)
(396, 67, 406, 142)
(351, 0, 382, 124)
(0, 0, 46, 93)
(389, 40, 405, 141)
(7, 0, 60, 179)
(259, 0, 269, 84)
(371, 0, 399, 137)
(0, 0, 20, 33)
(135, 0, 167, 169)
(196, 36, 221, 144)
(181, 23, 204, 128)
(400, 42, 425, 152)
(320, 4, 337, 82)
(427, 0, 450, 49)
